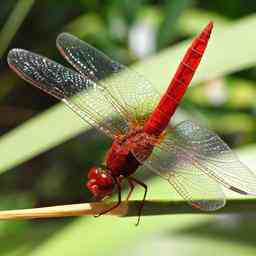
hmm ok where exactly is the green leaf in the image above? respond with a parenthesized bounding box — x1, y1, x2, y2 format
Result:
(1, 15, 256, 174)
(0, 0, 35, 57)
(179, 8, 231, 34)
(157, 0, 192, 49)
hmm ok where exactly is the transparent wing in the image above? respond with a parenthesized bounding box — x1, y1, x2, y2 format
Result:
(134, 120, 256, 206)
(134, 133, 225, 210)
(56, 33, 160, 125)
(7, 49, 132, 137)
(168, 165, 226, 211)
(170, 120, 256, 195)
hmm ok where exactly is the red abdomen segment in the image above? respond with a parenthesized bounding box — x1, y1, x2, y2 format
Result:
(144, 22, 213, 136)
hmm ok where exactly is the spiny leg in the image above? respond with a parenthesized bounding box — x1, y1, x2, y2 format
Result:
(128, 176, 148, 226)
(95, 178, 122, 217)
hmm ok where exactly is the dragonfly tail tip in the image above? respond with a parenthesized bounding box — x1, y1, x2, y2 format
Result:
(206, 21, 214, 34)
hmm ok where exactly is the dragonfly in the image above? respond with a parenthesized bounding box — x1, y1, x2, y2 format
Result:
(7, 22, 256, 225)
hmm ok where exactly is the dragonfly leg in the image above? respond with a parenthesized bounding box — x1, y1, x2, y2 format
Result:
(95, 178, 122, 217)
(128, 177, 148, 226)
(126, 178, 135, 201)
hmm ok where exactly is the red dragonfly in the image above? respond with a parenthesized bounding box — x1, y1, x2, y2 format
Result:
(8, 22, 256, 225)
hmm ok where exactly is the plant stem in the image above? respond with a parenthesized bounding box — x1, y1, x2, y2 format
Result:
(126, 198, 256, 216)
(0, 198, 255, 220)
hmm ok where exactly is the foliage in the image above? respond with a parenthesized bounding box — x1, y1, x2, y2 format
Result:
(0, 1, 256, 255)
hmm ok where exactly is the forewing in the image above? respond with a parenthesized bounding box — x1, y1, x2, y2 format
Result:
(56, 33, 160, 125)
(7, 49, 130, 137)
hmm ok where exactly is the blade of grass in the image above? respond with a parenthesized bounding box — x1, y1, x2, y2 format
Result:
(0, 0, 35, 57)
(157, 0, 192, 49)
(179, 8, 231, 34)
(1, 15, 256, 174)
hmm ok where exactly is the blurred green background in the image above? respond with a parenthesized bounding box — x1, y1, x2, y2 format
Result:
(0, 0, 256, 255)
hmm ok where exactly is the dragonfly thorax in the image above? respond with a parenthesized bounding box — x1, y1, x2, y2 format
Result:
(105, 128, 155, 177)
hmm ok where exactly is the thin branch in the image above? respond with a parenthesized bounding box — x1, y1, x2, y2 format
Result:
(0, 202, 128, 220)
(0, 198, 255, 220)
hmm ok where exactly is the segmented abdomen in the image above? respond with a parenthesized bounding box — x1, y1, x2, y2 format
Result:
(144, 22, 213, 136)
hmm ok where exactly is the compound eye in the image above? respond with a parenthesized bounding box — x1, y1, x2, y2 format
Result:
(86, 181, 101, 198)
(88, 166, 100, 179)
(97, 173, 115, 188)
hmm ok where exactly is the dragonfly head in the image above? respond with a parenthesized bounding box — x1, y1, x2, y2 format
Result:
(86, 166, 115, 200)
